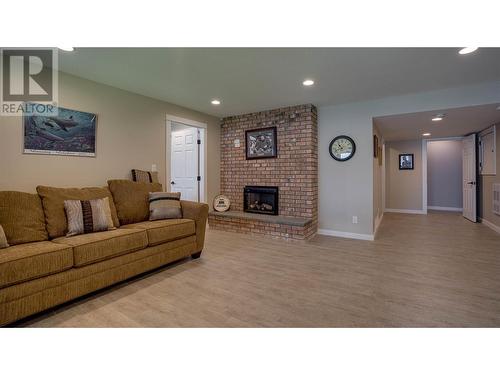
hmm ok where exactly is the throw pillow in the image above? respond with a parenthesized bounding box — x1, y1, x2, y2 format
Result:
(149, 192, 182, 220)
(0, 224, 9, 249)
(64, 197, 116, 237)
(132, 169, 159, 183)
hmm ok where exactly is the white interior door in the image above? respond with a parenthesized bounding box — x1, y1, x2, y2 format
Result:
(171, 127, 199, 201)
(462, 134, 477, 222)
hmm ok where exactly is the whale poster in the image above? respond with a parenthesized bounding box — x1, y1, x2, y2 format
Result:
(23, 104, 97, 157)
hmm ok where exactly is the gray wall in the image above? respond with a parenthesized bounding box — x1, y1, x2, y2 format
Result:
(385, 140, 423, 211)
(427, 140, 463, 209)
(318, 81, 500, 237)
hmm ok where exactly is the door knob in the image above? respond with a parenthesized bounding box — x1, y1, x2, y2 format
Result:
(467, 181, 476, 185)
(171, 181, 175, 185)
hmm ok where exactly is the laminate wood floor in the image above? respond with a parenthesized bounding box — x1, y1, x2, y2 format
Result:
(18, 211, 500, 327)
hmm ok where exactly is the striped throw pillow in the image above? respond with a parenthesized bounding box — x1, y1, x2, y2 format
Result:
(0, 224, 9, 249)
(149, 192, 182, 220)
(64, 197, 116, 237)
(132, 169, 159, 183)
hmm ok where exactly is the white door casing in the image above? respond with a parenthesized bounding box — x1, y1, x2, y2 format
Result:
(462, 134, 477, 222)
(171, 127, 199, 202)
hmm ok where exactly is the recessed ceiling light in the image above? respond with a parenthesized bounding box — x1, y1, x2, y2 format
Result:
(302, 79, 314, 86)
(422, 133, 431, 137)
(211, 99, 221, 105)
(431, 114, 445, 122)
(458, 47, 478, 55)
(58, 47, 74, 52)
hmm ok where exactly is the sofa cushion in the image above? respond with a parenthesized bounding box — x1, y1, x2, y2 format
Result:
(0, 241, 73, 288)
(107, 179, 163, 225)
(52, 228, 148, 267)
(132, 169, 159, 183)
(122, 219, 195, 246)
(64, 197, 116, 236)
(149, 192, 182, 220)
(37, 186, 120, 238)
(0, 191, 49, 245)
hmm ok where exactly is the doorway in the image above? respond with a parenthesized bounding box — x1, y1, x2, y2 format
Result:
(166, 115, 207, 203)
(425, 138, 464, 214)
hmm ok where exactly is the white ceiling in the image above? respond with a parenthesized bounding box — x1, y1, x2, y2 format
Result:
(58, 48, 500, 117)
(374, 103, 500, 142)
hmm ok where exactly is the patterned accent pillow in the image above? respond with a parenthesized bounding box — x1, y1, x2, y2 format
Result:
(132, 169, 159, 183)
(149, 192, 182, 220)
(64, 197, 116, 237)
(0, 224, 9, 249)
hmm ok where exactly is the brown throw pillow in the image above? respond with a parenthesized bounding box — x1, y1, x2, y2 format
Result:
(132, 169, 159, 183)
(107, 179, 163, 225)
(64, 197, 116, 237)
(0, 191, 49, 245)
(0, 225, 9, 249)
(149, 192, 182, 220)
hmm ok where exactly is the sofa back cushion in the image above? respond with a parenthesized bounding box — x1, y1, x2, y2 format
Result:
(108, 179, 163, 225)
(37, 186, 120, 238)
(0, 191, 49, 245)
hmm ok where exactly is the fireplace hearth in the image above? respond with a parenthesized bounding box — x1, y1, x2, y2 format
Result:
(244, 186, 279, 215)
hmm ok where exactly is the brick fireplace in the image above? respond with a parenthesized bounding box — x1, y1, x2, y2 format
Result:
(208, 104, 318, 240)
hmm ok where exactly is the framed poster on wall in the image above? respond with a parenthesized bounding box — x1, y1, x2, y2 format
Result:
(23, 104, 97, 157)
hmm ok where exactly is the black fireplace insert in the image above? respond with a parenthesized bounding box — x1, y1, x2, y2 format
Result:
(243, 186, 279, 215)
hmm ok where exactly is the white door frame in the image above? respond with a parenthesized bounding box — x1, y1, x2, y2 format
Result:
(166, 115, 208, 203)
(422, 136, 464, 213)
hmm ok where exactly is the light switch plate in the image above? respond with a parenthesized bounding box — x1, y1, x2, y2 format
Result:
(151, 164, 157, 172)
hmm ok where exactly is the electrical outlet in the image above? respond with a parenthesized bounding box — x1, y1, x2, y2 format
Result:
(151, 164, 157, 172)
(352, 216, 358, 224)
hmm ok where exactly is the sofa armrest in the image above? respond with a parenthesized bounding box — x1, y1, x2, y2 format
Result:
(181, 200, 209, 252)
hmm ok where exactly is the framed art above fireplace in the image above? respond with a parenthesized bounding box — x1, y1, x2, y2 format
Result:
(245, 126, 278, 159)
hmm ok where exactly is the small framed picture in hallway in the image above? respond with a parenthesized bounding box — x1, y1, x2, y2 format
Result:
(399, 153, 414, 170)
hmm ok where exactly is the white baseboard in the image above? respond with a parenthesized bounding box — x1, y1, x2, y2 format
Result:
(428, 206, 463, 212)
(384, 208, 427, 215)
(317, 228, 374, 241)
(480, 217, 500, 235)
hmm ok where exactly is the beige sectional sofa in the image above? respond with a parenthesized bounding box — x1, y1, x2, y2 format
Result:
(0, 180, 208, 326)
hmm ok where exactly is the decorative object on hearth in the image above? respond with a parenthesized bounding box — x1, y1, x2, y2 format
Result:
(132, 169, 159, 183)
(373, 134, 378, 158)
(399, 153, 414, 170)
(213, 195, 231, 212)
(329, 135, 356, 162)
(245, 126, 277, 159)
(23, 103, 97, 157)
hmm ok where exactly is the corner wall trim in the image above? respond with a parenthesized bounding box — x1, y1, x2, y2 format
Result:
(374, 213, 384, 237)
(480, 218, 500, 235)
(317, 229, 374, 241)
(428, 206, 463, 212)
(384, 208, 427, 215)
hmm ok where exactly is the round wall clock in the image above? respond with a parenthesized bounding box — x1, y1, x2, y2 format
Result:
(329, 135, 356, 162)
(213, 195, 231, 212)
